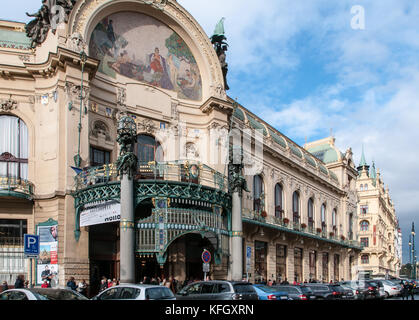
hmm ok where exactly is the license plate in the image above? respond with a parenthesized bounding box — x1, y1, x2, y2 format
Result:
(280, 296, 288, 300)
(310, 296, 316, 299)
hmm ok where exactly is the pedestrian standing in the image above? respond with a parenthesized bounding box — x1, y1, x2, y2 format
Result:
(41, 280, 49, 288)
(107, 278, 113, 288)
(14, 275, 25, 288)
(407, 282, 415, 300)
(77, 279, 88, 296)
(99, 277, 108, 292)
(66, 277, 77, 291)
(401, 281, 408, 300)
(2, 281, 9, 292)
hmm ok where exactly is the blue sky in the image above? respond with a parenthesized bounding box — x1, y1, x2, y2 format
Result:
(3, 0, 418, 265)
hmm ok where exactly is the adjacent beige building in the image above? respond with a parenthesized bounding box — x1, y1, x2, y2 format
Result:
(355, 150, 401, 277)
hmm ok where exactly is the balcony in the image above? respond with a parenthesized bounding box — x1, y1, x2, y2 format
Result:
(242, 209, 361, 250)
(0, 176, 34, 201)
(74, 160, 227, 192)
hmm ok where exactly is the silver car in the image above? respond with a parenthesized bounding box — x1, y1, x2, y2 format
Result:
(92, 284, 176, 300)
(0, 288, 89, 300)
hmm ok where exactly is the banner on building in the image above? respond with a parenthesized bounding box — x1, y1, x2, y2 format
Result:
(36, 221, 59, 286)
(80, 200, 121, 227)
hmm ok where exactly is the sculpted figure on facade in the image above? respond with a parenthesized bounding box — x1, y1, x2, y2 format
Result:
(26, 0, 77, 48)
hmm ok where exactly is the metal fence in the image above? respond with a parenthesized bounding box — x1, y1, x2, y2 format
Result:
(0, 237, 26, 285)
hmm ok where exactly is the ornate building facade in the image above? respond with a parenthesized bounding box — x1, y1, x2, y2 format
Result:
(355, 150, 401, 277)
(0, 0, 362, 293)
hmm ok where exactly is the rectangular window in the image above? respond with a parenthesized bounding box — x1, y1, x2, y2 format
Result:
(0, 219, 27, 242)
(276, 244, 287, 282)
(334, 254, 340, 281)
(254, 241, 268, 282)
(309, 250, 317, 280)
(360, 205, 368, 214)
(294, 247, 303, 283)
(322, 253, 329, 282)
(90, 147, 111, 167)
(360, 237, 369, 248)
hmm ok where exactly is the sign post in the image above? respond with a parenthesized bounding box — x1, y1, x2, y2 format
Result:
(246, 246, 251, 282)
(202, 249, 211, 281)
(24, 234, 40, 287)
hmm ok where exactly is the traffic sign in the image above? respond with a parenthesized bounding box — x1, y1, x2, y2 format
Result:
(203, 263, 210, 273)
(24, 234, 40, 257)
(202, 249, 211, 264)
(246, 246, 251, 258)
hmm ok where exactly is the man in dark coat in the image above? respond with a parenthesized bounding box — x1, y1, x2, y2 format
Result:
(66, 277, 77, 291)
(14, 275, 25, 288)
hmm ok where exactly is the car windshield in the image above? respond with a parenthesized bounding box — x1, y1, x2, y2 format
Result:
(300, 286, 313, 294)
(147, 287, 174, 299)
(255, 285, 278, 293)
(31, 289, 88, 300)
(233, 284, 255, 293)
(330, 285, 344, 292)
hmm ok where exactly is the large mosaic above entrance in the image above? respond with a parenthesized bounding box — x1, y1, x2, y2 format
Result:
(89, 12, 202, 101)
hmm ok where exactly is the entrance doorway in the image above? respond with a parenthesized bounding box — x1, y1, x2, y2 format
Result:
(89, 222, 119, 296)
(135, 233, 215, 284)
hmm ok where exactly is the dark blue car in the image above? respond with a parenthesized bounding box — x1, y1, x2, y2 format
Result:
(252, 284, 289, 300)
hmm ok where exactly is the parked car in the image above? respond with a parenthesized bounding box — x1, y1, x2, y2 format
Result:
(339, 281, 361, 300)
(252, 284, 288, 300)
(92, 284, 175, 300)
(367, 280, 386, 299)
(0, 288, 88, 300)
(353, 280, 379, 300)
(379, 280, 401, 298)
(304, 283, 346, 300)
(272, 285, 316, 300)
(176, 281, 259, 300)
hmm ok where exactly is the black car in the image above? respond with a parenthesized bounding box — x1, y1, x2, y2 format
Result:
(272, 285, 316, 300)
(353, 280, 380, 300)
(304, 283, 345, 300)
(176, 281, 259, 300)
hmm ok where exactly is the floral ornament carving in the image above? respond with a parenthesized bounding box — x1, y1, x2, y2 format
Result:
(137, 119, 157, 135)
(117, 87, 126, 107)
(66, 32, 86, 52)
(0, 97, 18, 112)
(143, 0, 168, 10)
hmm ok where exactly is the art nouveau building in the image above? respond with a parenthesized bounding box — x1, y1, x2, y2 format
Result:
(355, 151, 401, 277)
(0, 0, 361, 293)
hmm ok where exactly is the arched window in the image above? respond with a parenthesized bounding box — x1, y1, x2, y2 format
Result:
(349, 213, 353, 240)
(307, 198, 314, 229)
(321, 204, 326, 227)
(360, 220, 369, 231)
(361, 254, 369, 264)
(292, 191, 300, 224)
(137, 134, 163, 163)
(360, 184, 363, 191)
(253, 175, 264, 213)
(0, 115, 28, 180)
(274, 183, 283, 218)
(364, 184, 368, 191)
(332, 208, 337, 230)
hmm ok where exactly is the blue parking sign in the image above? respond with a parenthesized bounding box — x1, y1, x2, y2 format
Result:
(24, 234, 40, 257)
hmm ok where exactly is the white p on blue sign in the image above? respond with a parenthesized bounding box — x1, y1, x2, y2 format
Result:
(24, 234, 40, 257)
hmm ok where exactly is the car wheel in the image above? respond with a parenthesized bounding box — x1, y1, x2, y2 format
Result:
(385, 292, 389, 299)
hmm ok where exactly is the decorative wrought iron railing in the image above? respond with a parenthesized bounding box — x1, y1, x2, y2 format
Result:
(0, 175, 34, 198)
(74, 160, 228, 192)
(242, 209, 361, 248)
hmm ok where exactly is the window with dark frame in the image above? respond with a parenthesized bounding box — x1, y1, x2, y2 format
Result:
(90, 147, 111, 167)
(0, 116, 28, 180)
(274, 184, 283, 219)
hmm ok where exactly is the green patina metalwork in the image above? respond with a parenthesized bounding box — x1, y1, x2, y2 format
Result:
(242, 211, 362, 250)
(72, 162, 232, 244)
(0, 176, 34, 201)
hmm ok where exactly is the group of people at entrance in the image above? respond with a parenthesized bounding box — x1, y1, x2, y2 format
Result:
(254, 277, 338, 286)
(99, 277, 120, 293)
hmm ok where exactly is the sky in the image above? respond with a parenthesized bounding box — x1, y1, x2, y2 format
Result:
(2, 0, 418, 265)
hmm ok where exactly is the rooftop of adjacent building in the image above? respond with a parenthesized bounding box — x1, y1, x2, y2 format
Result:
(0, 20, 31, 50)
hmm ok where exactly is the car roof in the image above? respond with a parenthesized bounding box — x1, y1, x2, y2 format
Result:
(112, 284, 168, 288)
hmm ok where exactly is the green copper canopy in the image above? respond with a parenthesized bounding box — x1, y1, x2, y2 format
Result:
(370, 161, 377, 186)
(359, 145, 367, 167)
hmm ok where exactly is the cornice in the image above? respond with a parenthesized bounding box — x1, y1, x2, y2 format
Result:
(0, 47, 99, 79)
